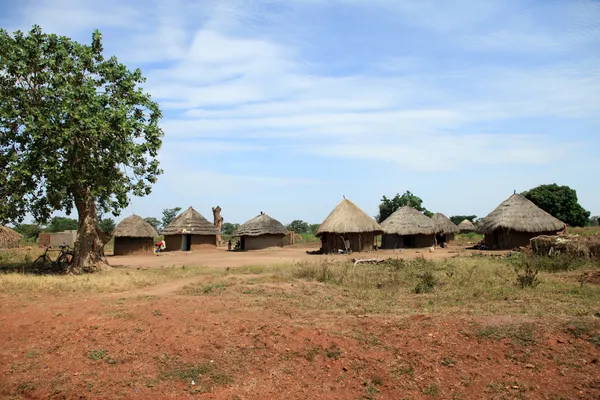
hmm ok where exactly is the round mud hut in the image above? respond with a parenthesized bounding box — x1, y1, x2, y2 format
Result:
(458, 219, 476, 233)
(316, 198, 383, 254)
(380, 206, 439, 249)
(161, 207, 219, 251)
(233, 212, 289, 250)
(477, 193, 566, 250)
(113, 215, 158, 256)
(431, 213, 460, 244)
(0, 225, 22, 249)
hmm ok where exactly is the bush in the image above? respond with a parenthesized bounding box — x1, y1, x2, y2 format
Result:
(414, 271, 437, 294)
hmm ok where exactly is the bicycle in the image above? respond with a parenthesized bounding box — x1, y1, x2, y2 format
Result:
(32, 245, 74, 274)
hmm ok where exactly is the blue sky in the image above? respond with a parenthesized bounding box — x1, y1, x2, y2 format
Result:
(2, 0, 599, 225)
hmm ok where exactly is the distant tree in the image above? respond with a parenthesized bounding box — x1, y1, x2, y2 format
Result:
(221, 222, 239, 236)
(48, 217, 79, 232)
(98, 218, 116, 233)
(309, 223, 320, 234)
(522, 184, 590, 227)
(449, 215, 478, 225)
(161, 207, 181, 229)
(13, 223, 43, 240)
(287, 220, 310, 234)
(376, 191, 432, 223)
(587, 216, 599, 227)
(144, 217, 161, 231)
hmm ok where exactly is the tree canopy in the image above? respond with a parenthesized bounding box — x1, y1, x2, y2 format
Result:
(376, 191, 432, 223)
(287, 220, 310, 234)
(0, 26, 163, 272)
(161, 207, 181, 229)
(98, 218, 116, 233)
(449, 215, 477, 225)
(144, 217, 161, 232)
(221, 222, 239, 236)
(522, 184, 590, 227)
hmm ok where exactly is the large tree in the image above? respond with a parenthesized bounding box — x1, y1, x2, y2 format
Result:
(449, 215, 477, 225)
(376, 191, 432, 223)
(144, 217, 162, 232)
(161, 207, 181, 230)
(522, 184, 590, 227)
(0, 26, 163, 272)
(287, 220, 310, 234)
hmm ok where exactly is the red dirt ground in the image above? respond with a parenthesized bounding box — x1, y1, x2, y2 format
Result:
(1, 247, 598, 399)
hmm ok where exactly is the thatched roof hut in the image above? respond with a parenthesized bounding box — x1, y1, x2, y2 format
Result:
(114, 215, 158, 238)
(432, 213, 460, 235)
(458, 219, 476, 232)
(316, 198, 383, 253)
(233, 212, 289, 250)
(113, 215, 158, 256)
(477, 193, 566, 249)
(380, 206, 438, 248)
(161, 207, 219, 251)
(0, 225, 22, 249)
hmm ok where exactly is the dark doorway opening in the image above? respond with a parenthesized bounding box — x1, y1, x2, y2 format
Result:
(181, 234, 192, 251)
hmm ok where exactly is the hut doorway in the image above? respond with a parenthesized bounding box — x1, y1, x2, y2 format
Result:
(181, 234, 192, 251)
(240, 236, 246, 251)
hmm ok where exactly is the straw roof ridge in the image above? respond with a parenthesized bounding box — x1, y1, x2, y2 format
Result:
(431, 213, 460, 234)
(234, 212, 289, 237)
(316, 198, 383, 236)
(380, 206, 439, 235)
(477, 193, 566, 234)
(162, 206, 219, 235)
(458, 219, 476, 232)
(114, 214, 158, 238)
(0, 225, 22, 248)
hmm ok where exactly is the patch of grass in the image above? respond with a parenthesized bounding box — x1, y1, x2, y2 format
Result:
(325, 344, 343, 360)
(414, 271, 437, 294)
(25, 349, 38, 358)
(88, 349, 107, 361)
(182, 282, 228, 295)
(476, 324, 537, 346)
(17, 382, 36, 394)
(158, 359, 233, 391)
(303, 345, 322, 362)
(152, 309, 163, 317)
(0, 264, 212, 295)
(423, 384, 439, 396)
(441, 357, 456, 367)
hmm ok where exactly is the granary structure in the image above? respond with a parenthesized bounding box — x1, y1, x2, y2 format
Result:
(380, 206, 438, 249)
(113, 215, 158, 256)
(458, 219, 476, 233)
(233, 212, 288, 250)
(161, 207, 219, 251)
(431, 213, 460, 244)
(0, 225, 22, 249)
(316, 198, 383, 253)
(477, 193, 566, 250)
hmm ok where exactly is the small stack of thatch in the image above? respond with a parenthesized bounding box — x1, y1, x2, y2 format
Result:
(458, 219, 476, 233)
(380, 206, 438, 235)
(431, 213, 460, 234)
(162, 207, 219, 235)
(316, 199, 383, 236)
(0, 225, 22, 249)
(234, 212, 288, 237)
(531, 235, 600, 259)
(114, 215, 158, 238)
(476, 194, 565, 234)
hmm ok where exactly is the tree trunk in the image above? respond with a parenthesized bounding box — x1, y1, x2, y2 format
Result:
(212, 206, 223, 247)
(71, 190, 111, 273)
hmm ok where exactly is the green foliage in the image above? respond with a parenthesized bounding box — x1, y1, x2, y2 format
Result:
(522, 184, 590, 227)
(12, 223, 43, 240)
(0, 26, 163, 224)
(450, 215, 477, 225)
(414, 271, 437, 294)
(98, 218, 115, 233)
(161, 207, 181, 229)
(221, 222, 239, 236)
(376, 191, 432, 222)
(588, 216, 600, 227)
(47, 217, 78, 232)
(287, 220, 310, 234)
(144, 217, 161, 231)
(309, 223, 320, 234)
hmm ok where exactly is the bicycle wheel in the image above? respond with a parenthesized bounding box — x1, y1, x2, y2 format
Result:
(32, 255, 49, 273)
(56, 254, 73, 273)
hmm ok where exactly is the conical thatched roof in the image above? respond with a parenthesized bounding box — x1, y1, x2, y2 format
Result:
(458, 219, 476, 232)
(380, 206, 438, 235)
(0, 225, 22, 248)
(234, 212, 288, 237)
(316, 199, 383, 237)
(477, 193, 566, 234)
(432, 213, 460, 234)
(114, 215, 158, 238)
(162, 206, 219, 236)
